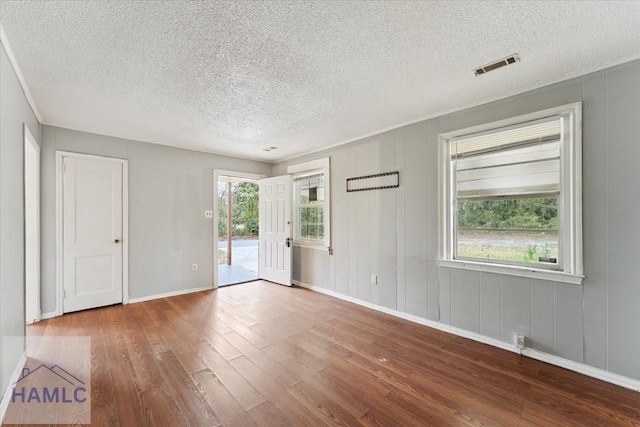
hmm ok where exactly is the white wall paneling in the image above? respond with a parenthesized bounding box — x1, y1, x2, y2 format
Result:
(356, 143, 371, 303)
(605, 62, 640, 380)
(530, 279, 554, 353)
(395, 128, 406, 312)
(403, 122, 429, 319)
(479, 272, 501, 341)
(332, 149, 349, 295)
(554, 282, 584, 362)
(369, 139, 381, 305)
(450, 269, 480, 333)
(275, 57, 640, 385)
(0, 43, 40, 413)
(581, 71, 608, 370)
(347, 145, 359, 299)
(378, 131, 398, 310)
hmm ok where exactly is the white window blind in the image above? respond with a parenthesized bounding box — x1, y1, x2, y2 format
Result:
(295, 172, 325, 203)
(288, 157, 331, 249)
(294, 171, 324, 181)
(452, 118, 561, 199)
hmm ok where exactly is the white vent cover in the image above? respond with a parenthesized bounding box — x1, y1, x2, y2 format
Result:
(474, 54, 520, 76)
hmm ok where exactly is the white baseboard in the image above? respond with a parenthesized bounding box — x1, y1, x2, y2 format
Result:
(294, 280, 640, 393)
(40, 311, 58, 320)
(0, 351, 27, 423)
(521, 347, 640, 392)
(128, 285, 215, 304)
(38, 285, 216, 320)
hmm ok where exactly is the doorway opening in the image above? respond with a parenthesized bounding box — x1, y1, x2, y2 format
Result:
(216, 175, 260, 287)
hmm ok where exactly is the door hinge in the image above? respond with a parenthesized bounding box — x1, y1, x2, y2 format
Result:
(62, 160, 66, 172)
(63, 289, 66, 298)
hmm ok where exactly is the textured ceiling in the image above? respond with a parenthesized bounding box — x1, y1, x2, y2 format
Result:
(2, 1, 640, 162)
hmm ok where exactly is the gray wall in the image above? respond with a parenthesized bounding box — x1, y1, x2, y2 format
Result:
(0, 44, 40, 402)
(40, 126, 271, 313)
(274, 58, 640, 382)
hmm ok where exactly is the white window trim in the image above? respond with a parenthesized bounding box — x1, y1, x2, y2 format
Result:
(288, 157, 331, 251)
(438, 103, 583, 285)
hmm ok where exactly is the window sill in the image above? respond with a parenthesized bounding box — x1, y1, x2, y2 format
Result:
(437, 259, 583, 285)
(293, 241, 330, 252)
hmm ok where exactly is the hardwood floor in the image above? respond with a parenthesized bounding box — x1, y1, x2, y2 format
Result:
(7, 280, 640, 426)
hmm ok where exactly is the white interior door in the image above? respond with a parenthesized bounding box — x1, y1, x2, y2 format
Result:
(259, 175, 292, 286)
(62, 155, 123, 313)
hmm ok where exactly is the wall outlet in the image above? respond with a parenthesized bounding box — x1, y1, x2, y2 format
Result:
(204, 210, 213, 218)
(192, 263, 198, 271)
(371, 275, 378, 285)
(515, 334, 525, 349)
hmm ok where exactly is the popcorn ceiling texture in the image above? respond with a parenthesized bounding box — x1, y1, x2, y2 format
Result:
(1, 1, 640, 161)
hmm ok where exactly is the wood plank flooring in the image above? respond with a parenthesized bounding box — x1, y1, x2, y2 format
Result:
(7, 281, 640, 426)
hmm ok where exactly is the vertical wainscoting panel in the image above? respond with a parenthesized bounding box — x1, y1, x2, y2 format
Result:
(500, 93, 533, 119)
(347, 145, 360, 299)
(369, 139, 381, 305)
(529, 84, 556, 112)
(426, 119, 440, 321)
(501, 276, 531, 344)
(328, 240, 336, 291)
(292, 246, 302, 282)
(436, 116, 452, 325)
(530, 279, 555, 354)
(332, 149, 350, 296)
(438, 267, 452, 325)
(379, 131, 398, 310)
(479, 272, 501, 340)
(327, 154, 337, 292)
(404, 122, 429, 318)
(581, 70, 608, 369)
(554, 282, 584, 362)
(356, 143, 371, 303)
(395, 128, 407, 312)
(450, 269, 480, 333)
(554, 76, 583, 105)
(605, 61, 640, 380)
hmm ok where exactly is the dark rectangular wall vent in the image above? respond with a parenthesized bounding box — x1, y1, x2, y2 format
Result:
(474, 54, 520, 76)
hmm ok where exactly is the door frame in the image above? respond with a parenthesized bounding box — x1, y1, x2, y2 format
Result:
(213, 169, 266, 289)
(24, 125, 40, 324)
(55, 151, 129, 316)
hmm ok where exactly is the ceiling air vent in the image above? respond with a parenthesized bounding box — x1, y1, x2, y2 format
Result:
(474, 54, 520, 76)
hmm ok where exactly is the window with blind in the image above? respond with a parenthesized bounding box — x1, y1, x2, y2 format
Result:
(295, 172, 325, 242)
(287, 157, 331, 249)
(439, 103, 583, 283)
